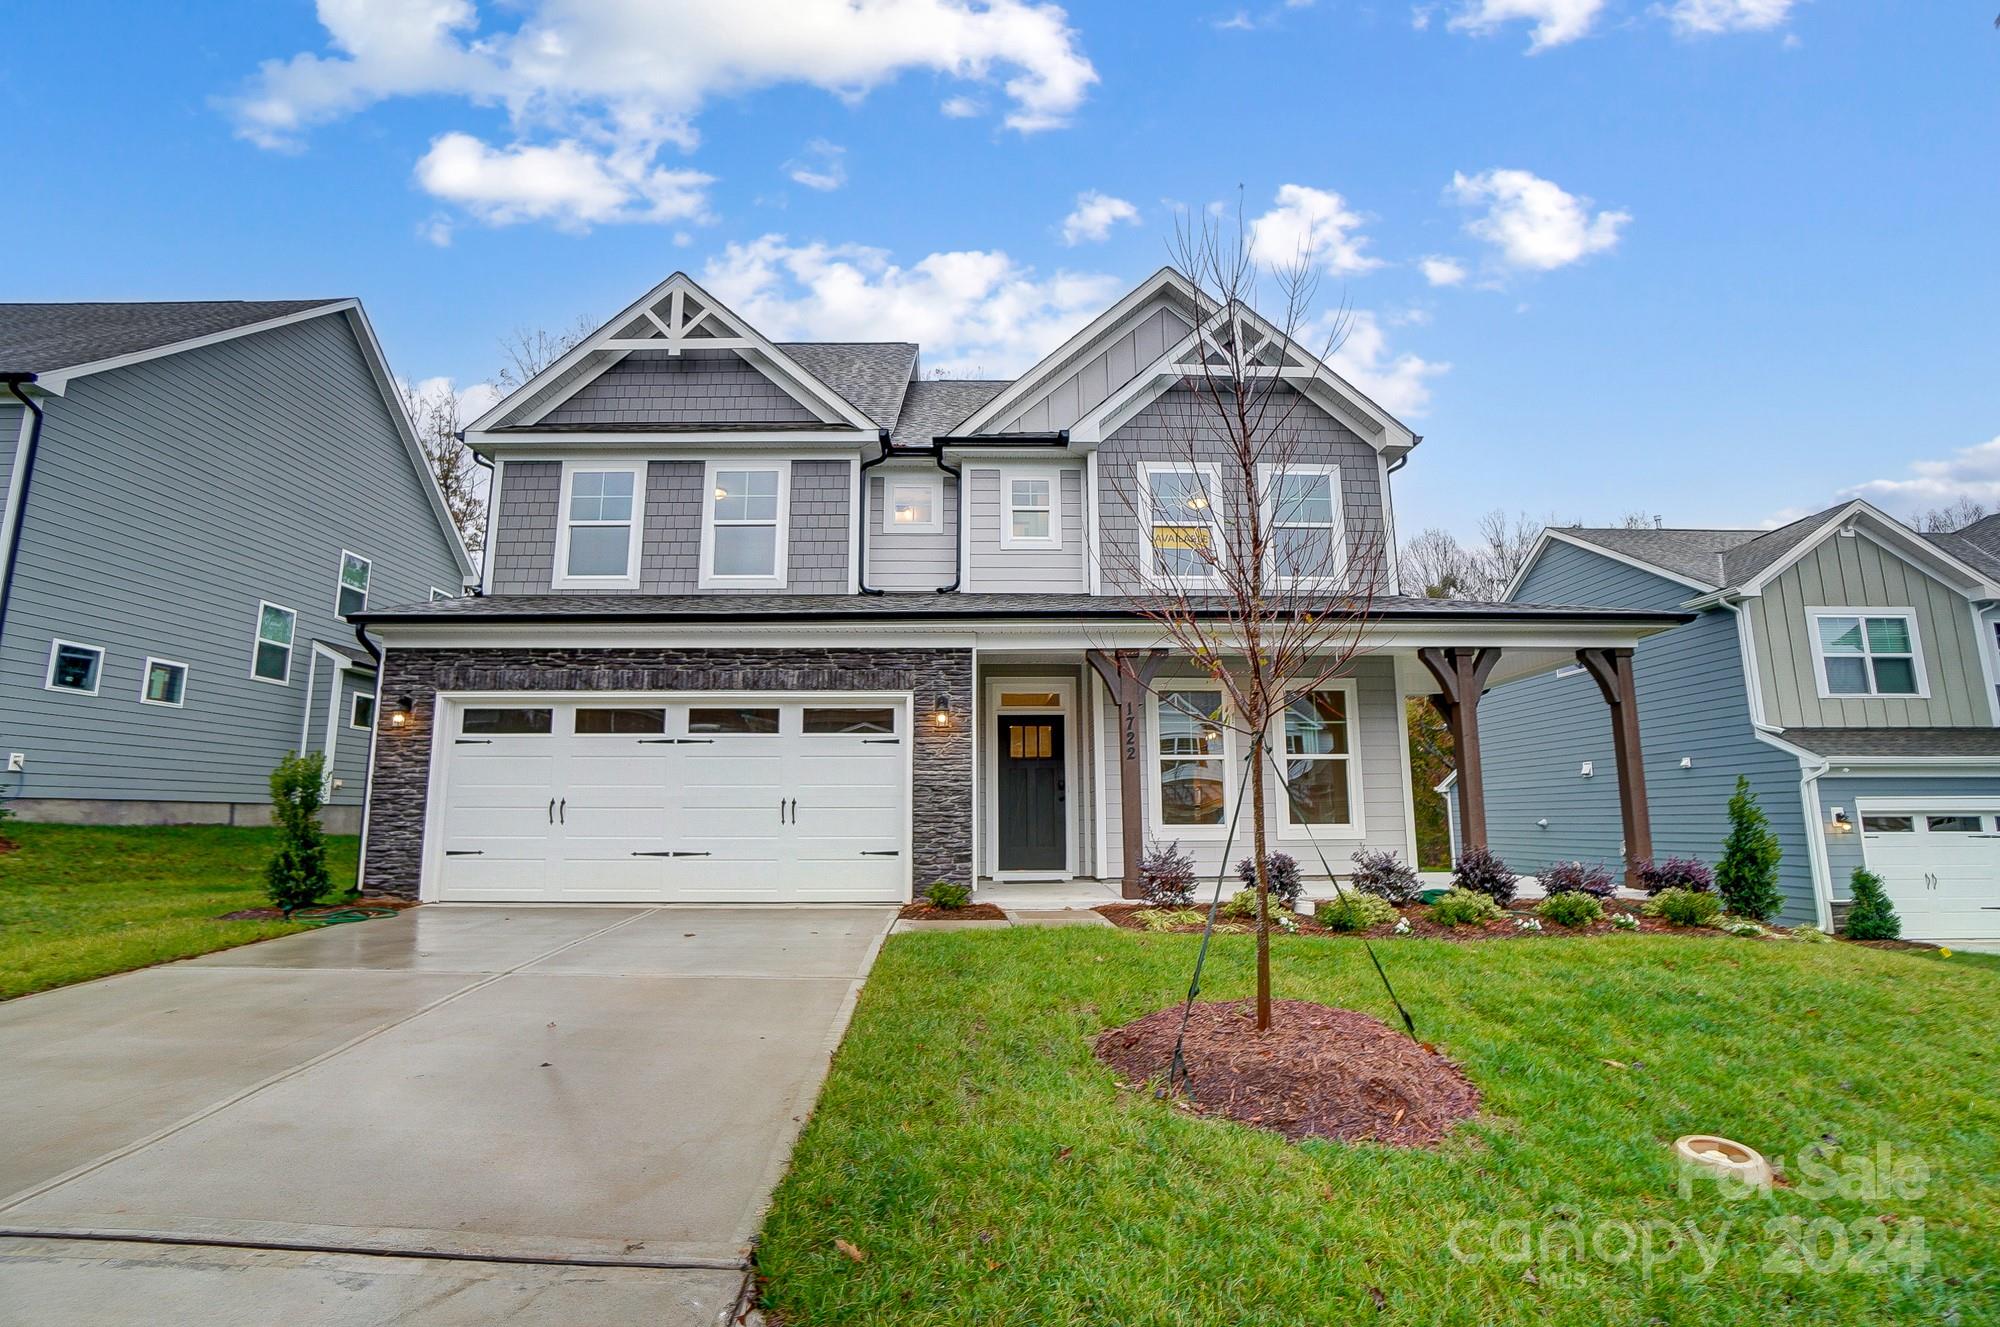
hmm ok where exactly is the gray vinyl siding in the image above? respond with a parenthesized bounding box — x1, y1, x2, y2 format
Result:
(541, 349, 820, 426)
(490, 457, 850, 594)
(0, 311, 465, 806)
(866, 469, 957, 591)
(966, 465, 1087, 592)
(303, 656, 375, 808)
(0, 403, 20, 502)
(997, 302, 1192, 433)
(1096, 386, 1389, 595)
(1749, 535, 1991, 729)
(1478, 539, 1818, 924)
(1817, 774, 2000, 899)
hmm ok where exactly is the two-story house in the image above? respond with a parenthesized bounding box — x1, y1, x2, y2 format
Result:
(351, 269, 1686, 906)
(1454, 505, 2000, 939)
(0, 300, 476, 831)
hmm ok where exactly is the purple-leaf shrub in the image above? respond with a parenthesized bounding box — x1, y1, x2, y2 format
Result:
(1452, 845, 1519, 905)
(1634, 855, 1714, 895)
(1349, 848, 1422, 905)
(1537, 860, 1616, 899)
(1235, 853, 1304, 911)
(1138, 839, 1198, 907)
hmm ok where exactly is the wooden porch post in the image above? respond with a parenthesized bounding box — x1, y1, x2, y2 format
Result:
(1086, 648, 1169, 899)
(1418, 647, 1502, 855)
(1577, 647, 1654, 888)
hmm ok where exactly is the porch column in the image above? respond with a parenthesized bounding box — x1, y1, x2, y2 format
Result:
(1577, 647, 1654, 887)
(1085, 648, 1169, 899)
(1418, 646, 1501, 855)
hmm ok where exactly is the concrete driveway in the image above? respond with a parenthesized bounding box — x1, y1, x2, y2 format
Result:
(0, 904, 893, 1325)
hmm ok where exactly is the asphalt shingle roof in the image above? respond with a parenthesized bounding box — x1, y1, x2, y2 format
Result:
(1926, 513, 2000, 581)
(775, 342, 917, 429)
(1779, 727, 2000, 758)
(0, 300, 339, 375)
(1557, 505, 1852, 591)
(888, 379, 1012, 448)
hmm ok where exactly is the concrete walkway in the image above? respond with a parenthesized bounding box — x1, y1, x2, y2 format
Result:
(0, 904, 894, 1325)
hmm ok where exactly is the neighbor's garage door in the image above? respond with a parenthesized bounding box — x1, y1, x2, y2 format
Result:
(432, 696, 908, 903)
(1858, 805, 2000, 940)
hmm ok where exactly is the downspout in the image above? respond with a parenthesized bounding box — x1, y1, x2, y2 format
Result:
(931, 439, 962, 594)
(0, 374, 48, 644)
(856, 430, 893, 596)
(351, 618, 384, 895)
(468, 444, 495, 596)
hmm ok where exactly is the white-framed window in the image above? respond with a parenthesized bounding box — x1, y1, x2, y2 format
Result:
(45, 639, 104, 695)
(350, 690, 376, 730)
(883, 473, 944, 535)
(699, 459, 790, 589)
(1809, 608, 1926, 698)
(336, 550, 371, 616)
(1259, 463, 1344, 586)
(1139, 463, 1224, 585)
(1150, 685, 1231, 834)
(1274, 681, 1361, 832)
(554, 461, 646, 589)
(1000, 467, 1061, 550)
(251, 602, 296, 684)
(140, 657, 188, 708)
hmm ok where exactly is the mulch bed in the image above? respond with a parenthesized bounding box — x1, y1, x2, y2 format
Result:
(898, 901, 1010, 921)
(218, 899, 418, 921)
(1097, 901, 1738, 942)
(1095, 999, 1480, 1146)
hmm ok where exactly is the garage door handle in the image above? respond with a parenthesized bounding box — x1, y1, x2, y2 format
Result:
(863, 738, 899, 744)
(789, 798, 797, 822)
(455, 739, 492, 745)
(558, 798, 566, 824)
(445, 850, 483, 857)
(548, 798, 555, 824)
(861, 850, 901, 857)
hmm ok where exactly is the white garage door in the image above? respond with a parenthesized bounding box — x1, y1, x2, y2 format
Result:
(1858, 804, 2000, 940)
(431, 695, 909, 904)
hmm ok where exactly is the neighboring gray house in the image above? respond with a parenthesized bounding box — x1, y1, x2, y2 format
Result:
(1452, 504, 2000, 938)
(0, 301, 475, 831)
(350, 269, 1683, 906)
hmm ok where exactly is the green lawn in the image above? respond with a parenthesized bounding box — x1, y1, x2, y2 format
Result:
(0, 823, 360, 1000)
(759, 928, 1999, 1326)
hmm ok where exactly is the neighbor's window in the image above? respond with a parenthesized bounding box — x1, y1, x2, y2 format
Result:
(1281, 687, 1354, 827)
(1814, 612, 1921, 697)
(252, 603, 296, 683)
(705, 466, 785, 584)
(1157, 688, 1226, 826)
(350, 691, 375, 729)
(1266, 467, 1341, 583)
(141, 657, 188, 707)
(688, 706, 781, 735)
(337, 551, 371, 616)
(1145, 465, 1220, 582)
(885, 476, 942, 534)
(46, 640, 104, 695)
(1003, 472, 1057, 547)
(559, 465, 641, 584)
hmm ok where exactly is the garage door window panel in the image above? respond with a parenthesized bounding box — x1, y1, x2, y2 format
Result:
(689, 706, 781, 735)
(1927, 814, 1984, 833)
(575, 707, 667, 735)
(463, 707, 554, 736)
(803, 707, 895, 735)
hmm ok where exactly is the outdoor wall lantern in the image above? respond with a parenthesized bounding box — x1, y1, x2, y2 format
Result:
(388, 696, 414, 728)
(1829, 807, 1852, 833)
(933, 693, 953, 727)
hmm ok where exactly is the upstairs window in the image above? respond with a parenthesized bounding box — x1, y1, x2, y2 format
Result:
(1001, 469, 1059, 549)
(700, 462, 788, 588)
(1263, 465, 1343, 585)
(556, 463, 644, 588)
(1812, 611, 1923, 697)
(252, 603, 295, 684)
(885, 475, 943, 534)
(337, 551, 371, 617)
(1142, 464, 1222, 584)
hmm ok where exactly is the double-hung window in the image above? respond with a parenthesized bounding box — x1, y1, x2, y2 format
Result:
(555, 462, 644, 588)
(1001, 469, 1060, 549)
(1261, 464, 1343, 586)
(1155, 687, 1228, 828)
(700, 461, 788, 588)
(885, 474, 943, 534)
(1142, 464, 1222, 584)
(1811, 610, 1924, 697)
(1278, 684, 1359, 830)
(336, 551, 371, 616)
(252, 602, 296, 684)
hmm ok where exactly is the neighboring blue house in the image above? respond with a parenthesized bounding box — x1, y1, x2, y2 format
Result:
(1448, 502, 2000, 938)
(0, 301, 475, 831)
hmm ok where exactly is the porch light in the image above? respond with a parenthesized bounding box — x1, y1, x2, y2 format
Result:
(933, 693, 953, 727)
(388, 696, 414, 728)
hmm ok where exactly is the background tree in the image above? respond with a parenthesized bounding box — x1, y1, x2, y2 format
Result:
(1912, 496, 1989, 533)
(399, 379, 487, 556)
(494, 315, 595, 393)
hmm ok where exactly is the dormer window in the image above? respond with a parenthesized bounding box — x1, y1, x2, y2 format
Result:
(699, 460, 790, 589)
(555, 462, 645, 589)
(885, 475, 943, 535)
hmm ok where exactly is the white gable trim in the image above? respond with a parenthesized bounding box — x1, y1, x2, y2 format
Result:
(1737, 501, 2000, 599)
(1500, 528, 1717, 603)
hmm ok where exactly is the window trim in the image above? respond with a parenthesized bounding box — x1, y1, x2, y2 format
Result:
(1138, 462, 1226, 587)
(1269, 677, 1366, 837)
(882, 472, 944, 536)
(335, 549, 372, 616)
(250, 601, 297, 686)
(998, 466, 1062, 551)
(698, 458, 791, 590)
(554, 459, 648, 590)
(430, 587, 454, 602)
(1257, 462, 1346, 588)
(1806, 606, 1929, 700)
(44, 639, 105, 696)
(1146, 681, 1236, 840)
(139, 656, 189, 708)
(349, 689, 376, 730)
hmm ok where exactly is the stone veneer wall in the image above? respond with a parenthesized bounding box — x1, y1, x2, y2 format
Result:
(363, 646, 974, 900)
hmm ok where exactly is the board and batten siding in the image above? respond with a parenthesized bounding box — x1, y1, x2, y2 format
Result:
(489, 457, 850, 594)
(865, 469, 957, 591)
(1748, 535, 1992, 729)
(1475, 539, 1818, 923)
(0, 312, 464, 808)
(995, 302, 1193, 434)
(965, 465, 1087, 592)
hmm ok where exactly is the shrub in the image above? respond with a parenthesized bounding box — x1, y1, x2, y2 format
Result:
(1716, 775, 1784, 921)
(1843, 868, 1902, 941)
(1538, 860, 1615, 899)
(1635, 854, 1713, 895)
(1222, 888, 1284, 921)
(1427, 887, 1503, 927)
(1235, 852, 1304, 911)
(1537, 891, 1606, 928)
(1349, 848, 1421, 905)
(927, 878, 971, 909)
(1136, 907, 1206, 932)
(1610, 911, 1640, 931)
(266, 751, 332, 917)
(1515, 916, 1544, 933)
(1645, 887, 1723, 928)
(1790, 925, 1833, 944)
(1721, 918, 1765, 937)
(1451, 845, 1518, 905)
(1317, 892, 1398, 933)
(1138, 839, 1199, 907)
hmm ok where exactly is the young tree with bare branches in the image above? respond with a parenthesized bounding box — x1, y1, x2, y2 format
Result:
(399, 379, 487, 556)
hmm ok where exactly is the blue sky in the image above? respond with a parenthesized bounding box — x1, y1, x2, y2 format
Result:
(4, 1, 1994, 537)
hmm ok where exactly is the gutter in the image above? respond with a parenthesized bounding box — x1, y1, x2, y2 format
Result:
(0, 374, 48, 645)
(932, 429, 1069, 448)
(355, 601, 1693, 628)
(856, 430, 965, 596)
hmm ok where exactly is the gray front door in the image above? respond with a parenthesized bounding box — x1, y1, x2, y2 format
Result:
(997, 714, 1065, 872)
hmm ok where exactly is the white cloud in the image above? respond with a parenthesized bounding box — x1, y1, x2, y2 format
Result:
(1214, 9, 1257, 30)
(1322, 309, 1449, 418)
(1837, 435, 2000, 521)
(418, 214, 455, 247)
(939, 94, 983, 117)
(1247, 184, 1381, 276)
(1660, 0, 1795, 36)
(1060, 191, 1139, 245)
(1448, 168, 1629, 271)
(1447, 0, 1607, 51)
(785, 139, 847, 191)
(1410, 4, 1436, 29)
(1419, 255, 1468, 287)
(414, 132, 712, 229)
(701, 235, 1120, 377)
